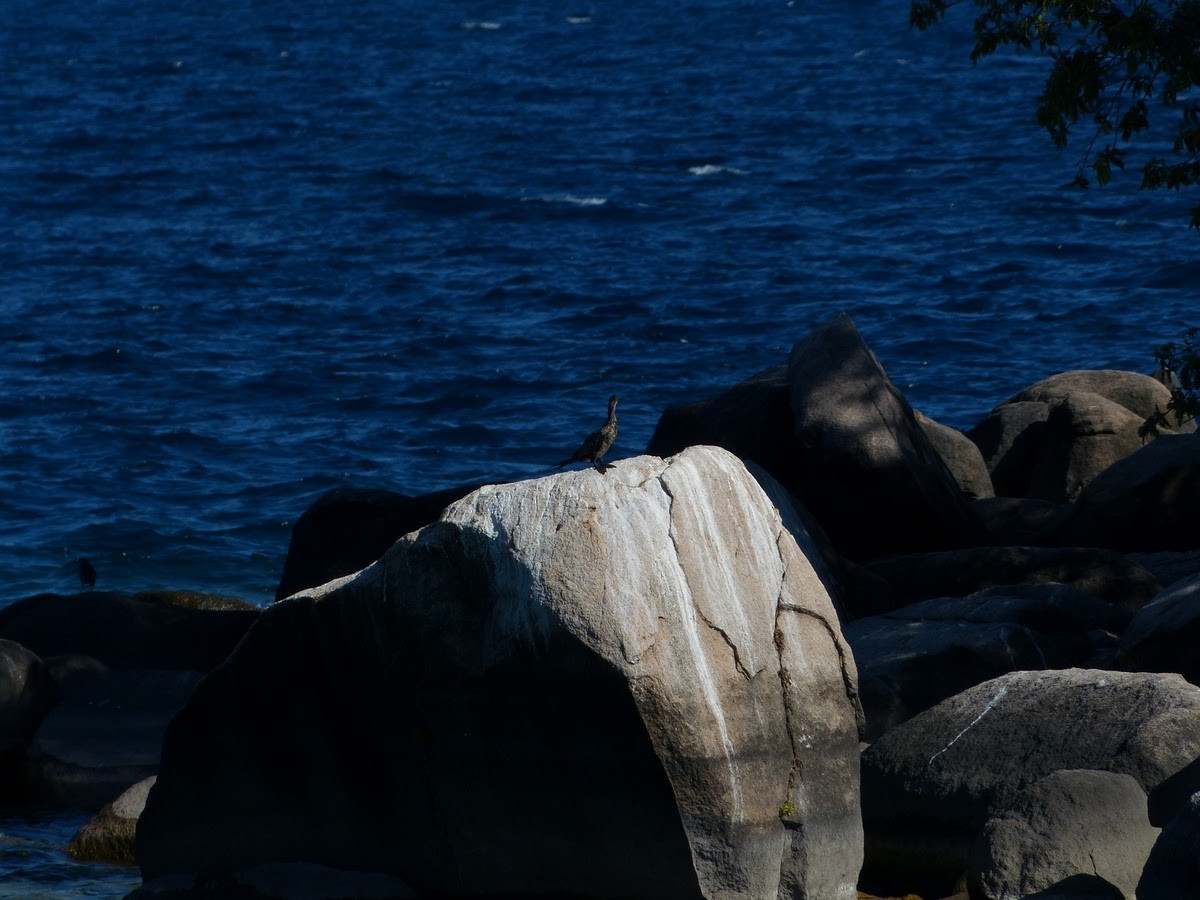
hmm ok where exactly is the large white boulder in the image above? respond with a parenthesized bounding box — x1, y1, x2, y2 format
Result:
(139, 447, 863, 899)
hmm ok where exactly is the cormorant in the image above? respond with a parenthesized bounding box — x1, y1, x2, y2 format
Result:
(77, 557, 96, 592)
(555, 394, 618, 473)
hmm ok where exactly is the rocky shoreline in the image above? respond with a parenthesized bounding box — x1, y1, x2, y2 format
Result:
(3, 311, 1199, 899)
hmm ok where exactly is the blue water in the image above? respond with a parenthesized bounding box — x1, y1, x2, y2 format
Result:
(1, 0, 1196, 893)
(0, 813, 139, 899)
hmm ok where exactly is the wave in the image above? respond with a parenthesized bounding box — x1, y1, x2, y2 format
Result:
(688, 164, 747, 176)
(525, 194, 608, 207)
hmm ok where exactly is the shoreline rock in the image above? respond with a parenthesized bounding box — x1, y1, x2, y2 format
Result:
(862, 546, 1160, 615)
(967, 769, 1159, 900)
(847, 584, 1123, 740)
(274, 484, 481, 601)
(0, 592, 258, 672)
(1057, 433, 1200, 551)
(648, 312, 979, 562)
(0, 591, 258, 816)
(66, 775, 157, 866)
(138, 447, 865, 899)
(860, 669, 1200, 896)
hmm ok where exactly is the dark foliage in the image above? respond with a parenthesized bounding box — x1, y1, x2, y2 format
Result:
(1140, 327, 1200, 437)
(911, 0, 1200, 232)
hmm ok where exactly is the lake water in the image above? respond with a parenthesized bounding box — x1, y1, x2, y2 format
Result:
(0, 0, 1195, 894)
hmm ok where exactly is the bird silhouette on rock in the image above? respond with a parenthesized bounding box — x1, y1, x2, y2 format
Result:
(77, 557, 97, 592)
(555, 394, 618, 473)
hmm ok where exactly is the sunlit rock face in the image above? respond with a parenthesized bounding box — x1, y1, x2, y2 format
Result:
(648, 312, 978, 562)
(138, 446, 863, 900)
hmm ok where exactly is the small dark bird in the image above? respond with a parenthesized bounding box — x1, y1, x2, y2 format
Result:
(556, 394, 619, 473)
(77, 557, 97, 592)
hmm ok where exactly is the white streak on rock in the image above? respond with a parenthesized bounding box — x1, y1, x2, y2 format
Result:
(673, 564, 745, 819)
(929, 684, 1009, 765)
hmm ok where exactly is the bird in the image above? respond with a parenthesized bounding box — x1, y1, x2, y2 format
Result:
(555, 394, 618, 473)
(77, 557, 97, 592)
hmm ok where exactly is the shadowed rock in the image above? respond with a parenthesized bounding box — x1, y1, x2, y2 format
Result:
(785, 313, 978, 559)
(847, 584, 1123, 740)
(1118, 573, 1200, 685)
(0, 592, 258, 672)
(648, 364, 793, 474)
(138, 448, 864, 899)
(1128, 550, 1200, 588)
(915, 410, 994, 501)
(132, 591, 259, 612)
(967, 770, 1158, 900)
(1007, 370, 1178, 422)
(0, 639, 58, 806)
(969, 497, 1071, 546)
(1028, 393, 1148, 503)
(275, 484, 480, 601)
(1057, 433, 1200, 552)
(23, 660, 203, 809)
(968, 401, 1051, 498)
(648, 312, 977, 561)
(1138, 792, 1200, 899)
(968, 370, 1181, 501)
(863, 546, 1160, 614)
(0, 593, 257, 812)
(0, 640, 57, 756)
(860, 669, 1200, 898)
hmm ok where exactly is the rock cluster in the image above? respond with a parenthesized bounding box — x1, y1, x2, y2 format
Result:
(0, 592, 257, 827)
(6, 310, 1200, 899)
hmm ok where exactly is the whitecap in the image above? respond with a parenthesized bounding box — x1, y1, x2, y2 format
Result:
(461, 21, 502, 30)
(688, 164, 747, 177)
(524, 194, 608, 207)
(552, 195, 608, 207)
(566, 16, 592, 24)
